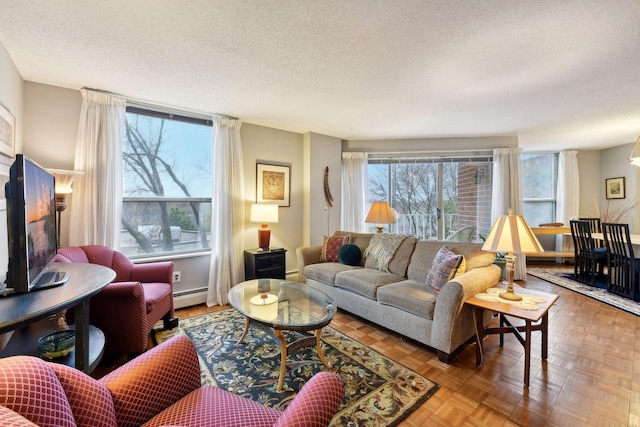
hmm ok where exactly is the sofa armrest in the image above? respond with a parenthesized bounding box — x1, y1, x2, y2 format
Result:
(296, 245, 323, 283)
(273, 372, 344, 427)
(430, 264, 501, 353)
(131, 261, 174, 284)
(100, 335, 202, 427)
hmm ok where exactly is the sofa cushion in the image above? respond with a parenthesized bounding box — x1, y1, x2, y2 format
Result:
(305, 263, 361, 286)
(321, 235, 351, 262)
(338, 243, 362, 266)
(426, 245, 462, 292)
(335, 269, 404, 300)
(387, 236, 418, 277)
(377, 280, 437, 320)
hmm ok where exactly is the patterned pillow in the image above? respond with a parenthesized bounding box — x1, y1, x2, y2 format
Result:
(321, 235, 352, 262)
(426, 245, 463, 292)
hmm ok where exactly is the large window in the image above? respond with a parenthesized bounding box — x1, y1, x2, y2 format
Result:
(121, 107, 212, 257)
(368, 156, 493, 241)
(521, 153, 558, 227)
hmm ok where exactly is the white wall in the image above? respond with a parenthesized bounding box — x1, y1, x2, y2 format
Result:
(303, 132, 342, 246)
(0, 42, 24, 349)
(241, 122, 304, 273)
(600, 143, 640, 232)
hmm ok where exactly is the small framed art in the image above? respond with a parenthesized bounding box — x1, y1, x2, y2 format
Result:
(256, 163, 290, 207)
(605, 177, 625, 199)
(0, 103, 15, 162)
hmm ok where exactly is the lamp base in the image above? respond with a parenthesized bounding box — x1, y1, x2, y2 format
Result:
(498, 289, 523, 301)
(257, 224, 271, 250)
(376, 224, 384, 233)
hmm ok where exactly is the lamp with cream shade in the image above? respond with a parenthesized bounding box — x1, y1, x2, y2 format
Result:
(46, 168, 84, 247)
(365, 201, 396, 233)
(482, 210, 544, 301)
(250, 203, 279, 250)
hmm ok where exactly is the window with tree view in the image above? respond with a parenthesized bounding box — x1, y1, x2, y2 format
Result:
(368, 157, 493, 242)
(521, 153, 558, 227)
(121, 107, 212, 257)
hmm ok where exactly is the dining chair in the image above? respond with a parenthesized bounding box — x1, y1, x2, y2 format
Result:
(580, 217, 604, 247)
(602, 222, 639, 300)
(570, 220, 607, 286)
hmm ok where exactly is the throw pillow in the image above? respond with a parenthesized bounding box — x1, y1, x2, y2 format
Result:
(426, 245, 463, 292)
(338, 243, 362, 266)
(453, 256, 466, 278)
(321, 235, 351, 262)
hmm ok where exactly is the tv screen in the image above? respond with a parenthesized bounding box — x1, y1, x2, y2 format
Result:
(5, 154, 67, 294)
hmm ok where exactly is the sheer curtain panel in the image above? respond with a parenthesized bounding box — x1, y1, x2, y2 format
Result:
(491, 148, 527, 280)
(69, 89, 126, 248)
(341, 152, 368, 232)
(207, 118, 245, 306)
(556, 150, 579, 254)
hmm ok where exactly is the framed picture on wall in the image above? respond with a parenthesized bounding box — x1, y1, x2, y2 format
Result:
(0, 103, 15, 162)
(605, 177, 625, 199)
(256, 163, 290, 207)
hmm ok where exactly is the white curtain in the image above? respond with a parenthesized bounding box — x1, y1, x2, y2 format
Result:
(491, 148, 527, 280)
(207, 118, 245, 306)
(556, 150, 579, 252)
(68, 89, 126, 248)
(341, 152, 368, 232)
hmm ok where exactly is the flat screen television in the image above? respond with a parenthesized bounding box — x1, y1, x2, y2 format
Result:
(4, 154, 68, 295)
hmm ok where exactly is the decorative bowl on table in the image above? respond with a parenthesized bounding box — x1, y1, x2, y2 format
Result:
(38, 330, 75, 359)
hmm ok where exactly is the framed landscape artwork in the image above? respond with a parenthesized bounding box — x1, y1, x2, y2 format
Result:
(605, 177, 625, 199)
(256, 163, 290, 207)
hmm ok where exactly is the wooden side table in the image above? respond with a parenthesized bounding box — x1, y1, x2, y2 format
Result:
(244, 248, 287, 280)
(465, 286, 559, 387)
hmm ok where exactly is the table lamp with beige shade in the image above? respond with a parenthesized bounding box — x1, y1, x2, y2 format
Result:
(482, 210, 544, 301)
(365, 201, 396, 233)
(250, 203, 278, 251)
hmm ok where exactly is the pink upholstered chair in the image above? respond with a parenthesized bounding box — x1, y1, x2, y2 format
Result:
(0, 334, 345, 427)
(57, 245, 178, 357)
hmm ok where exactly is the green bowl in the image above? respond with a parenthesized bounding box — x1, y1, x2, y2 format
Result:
(38, 330, 75, 359)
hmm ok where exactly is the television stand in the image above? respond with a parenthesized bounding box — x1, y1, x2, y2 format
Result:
(0, 263, 115, 373)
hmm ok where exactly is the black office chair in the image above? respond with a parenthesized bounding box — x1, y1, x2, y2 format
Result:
(570, 220, 606, 286)
(602, 222, 639, 300)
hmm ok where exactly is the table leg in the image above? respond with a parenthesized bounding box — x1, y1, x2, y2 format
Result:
(274, 329, 288, 392)
(315, 329, 331, 369)
(499, 314, 505, 347)
(541, 312, 549, 360)
(472, 306, 485, 366)
(237, 318, 250, 345)
(75, 298, 90, 373)
(524, 320, 532, 387)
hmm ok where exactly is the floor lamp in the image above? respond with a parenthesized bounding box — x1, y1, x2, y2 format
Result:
(47, 168, 83, 248)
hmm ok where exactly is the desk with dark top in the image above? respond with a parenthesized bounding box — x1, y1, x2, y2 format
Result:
(0, 263, 116, 373)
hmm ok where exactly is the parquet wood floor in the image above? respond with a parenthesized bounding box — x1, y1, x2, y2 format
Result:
(100, 267, 640, 426)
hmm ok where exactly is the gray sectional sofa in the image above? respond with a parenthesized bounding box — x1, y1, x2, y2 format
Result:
(296, 231, 501, 362)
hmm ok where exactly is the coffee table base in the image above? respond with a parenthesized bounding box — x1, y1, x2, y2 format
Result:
(237, 317, 332, 391)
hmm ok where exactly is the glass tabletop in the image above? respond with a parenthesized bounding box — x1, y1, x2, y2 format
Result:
(228, 279, 336, 328)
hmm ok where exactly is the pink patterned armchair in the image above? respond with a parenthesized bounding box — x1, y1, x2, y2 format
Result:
(57, 245, 178, 357)
(0, 335, 344, 427)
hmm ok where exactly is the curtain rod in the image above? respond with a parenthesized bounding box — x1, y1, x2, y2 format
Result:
(82, 87, 239, 121)
(346, 148, 495, 155)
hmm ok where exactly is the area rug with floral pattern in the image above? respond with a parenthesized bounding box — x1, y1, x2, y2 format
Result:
(527, 267, 640, 317)
(154, 308, 439, 426)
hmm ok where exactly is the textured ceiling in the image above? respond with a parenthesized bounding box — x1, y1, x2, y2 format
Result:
(1, 0, 640, 150)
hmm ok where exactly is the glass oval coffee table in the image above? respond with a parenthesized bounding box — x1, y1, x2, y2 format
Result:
(228, 278, 336, 391)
